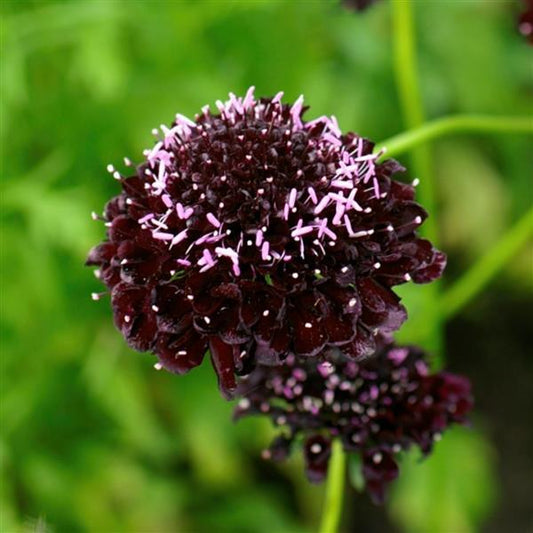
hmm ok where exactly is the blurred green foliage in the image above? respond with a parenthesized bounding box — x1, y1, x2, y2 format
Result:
(1, 1, 531, 532)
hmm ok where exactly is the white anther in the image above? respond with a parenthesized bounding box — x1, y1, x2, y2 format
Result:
(238, 398, 251, 409)
(310, 443, 322, 454)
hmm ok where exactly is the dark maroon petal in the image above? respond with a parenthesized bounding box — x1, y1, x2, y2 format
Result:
(209, 336, 237, 399)
(108, 215, 140, 242)
(362, 449, 399, 505)
(322, 309, 357, 346)
(265, 435, 293, 462)
(303, 435, 332, 483)
(157, 329, 207, 374)
(412, 250, 447, 284)
(109, 283, 158, 351)
(358, 277, 407, 332)
(343, 326, 377, 360)
(86, 242, 116, 266)
(153, 285, 193, 335)
(104, 196, 128, 220)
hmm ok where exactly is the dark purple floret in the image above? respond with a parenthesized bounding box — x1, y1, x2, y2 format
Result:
(234, 344, 472, 503)
(87, 88, 445, 398)
(342, 0, 379, 12)
(519, 0, 533, 44)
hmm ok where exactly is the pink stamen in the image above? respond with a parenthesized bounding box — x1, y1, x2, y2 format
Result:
(177, 258, 191, 267)
(314, 195, 331, 215)
(322, 132, 342, 146)
(243, 86, 255, 109)
(202, 249, 215, 266)
(152, 231, 174, 241)
(290, 95, 304, 128)
(261, 241, 270, 260)
(215, 246, 239, 262)
(171, 229, 188, 246)
(307, 186, 318, 204)
(317, 218, 328, 238)
(161, 194, 173, 208)
(138, 213, 154, 224)
(306, 116, 331, 130)
(229, 92, 244, 115)
(288, 188, 297, 208)
(322, 226, 337, 241)
(291, 226, 314, 238)
(328, 115, 341, 137)
(271, 91, 284, 105)
(206, 212, 221, 228)
(332, 201, 345, 226)
(331, 180, 354, 190)
(255, 229, 264, 247)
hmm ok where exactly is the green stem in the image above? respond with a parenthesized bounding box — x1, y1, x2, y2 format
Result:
(391, 0, 443, 359)
(376, 115, 533, 158)
(319, 440, 346, 533)
(391, 0, 436, 243)
(441, 206, 533, 319)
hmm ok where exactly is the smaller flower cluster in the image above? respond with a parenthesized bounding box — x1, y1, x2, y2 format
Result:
(234, 343, 472, 503)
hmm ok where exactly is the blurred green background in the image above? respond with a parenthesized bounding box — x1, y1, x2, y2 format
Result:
(1, 1, 532, 532)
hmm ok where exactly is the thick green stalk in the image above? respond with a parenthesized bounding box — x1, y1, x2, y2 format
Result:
(391, 0, 436, 243)
(441, 206, 533, 319)
(319, 440, 346, 533)
(376, 115, 533, 158)
(391, 0, 442, 359)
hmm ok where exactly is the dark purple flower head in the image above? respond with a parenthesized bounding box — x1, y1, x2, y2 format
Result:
(342, 0, 379, 12)
(234, 344, 472, 503)
(519, 0, 533, 44)
(87, 88, 445, 398)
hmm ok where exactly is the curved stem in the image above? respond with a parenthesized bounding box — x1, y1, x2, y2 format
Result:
(376, 115, 533, 158)
(441, 206, 533, 319)
(319, 440, 346, 533)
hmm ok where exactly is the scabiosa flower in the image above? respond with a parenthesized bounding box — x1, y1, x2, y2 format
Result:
(87, 88, 445, 398)
(519, 0, 533, 44)
(234, 344, 472, 503)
